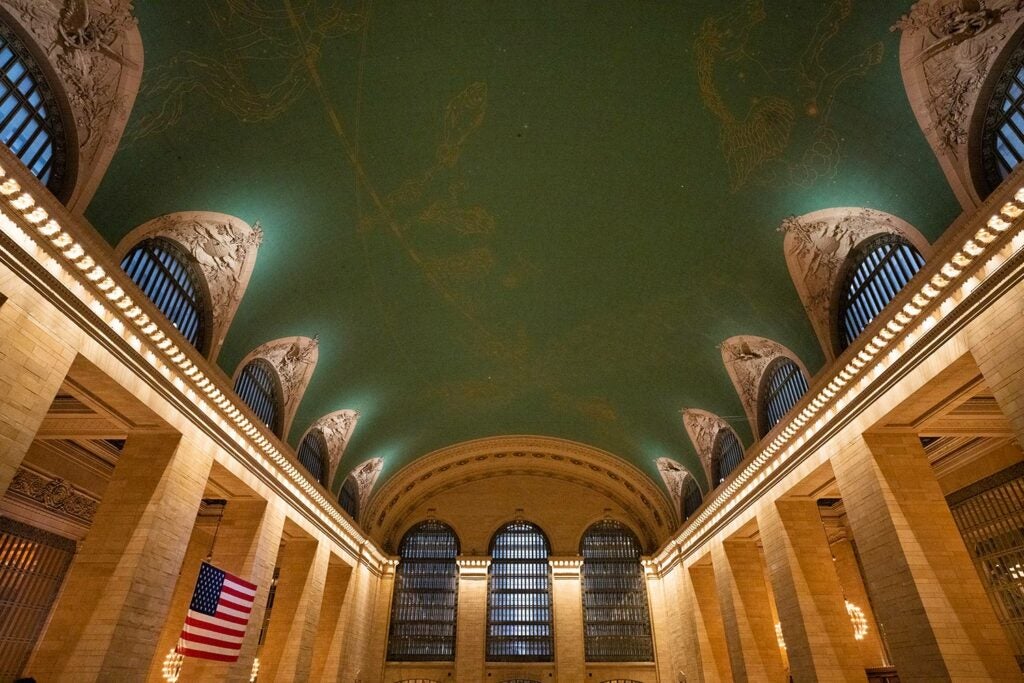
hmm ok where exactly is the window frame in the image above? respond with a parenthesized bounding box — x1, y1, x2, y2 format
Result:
(681, 476, 703, 520)
(757, 357, 809, 438)
(979, 27, 1024, 197)
(710, 428, 745, 486)
(296, 428, 329, 486)
(0, 13, 73, 200)
(339, 476, 360, 521)
(833, 233, 925, 353)
(233, 358, 284, 437)
(120, 237, 212, 355)
(386, 520, 461, 662)
(579, 519, 654, 663)
(486, 521, 554, 663)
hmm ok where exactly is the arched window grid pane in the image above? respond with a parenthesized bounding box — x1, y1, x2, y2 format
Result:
(339, 477, 360, 520)
(682, 477, 703, 520)
(981, 35, 1024, 193)
(297, 430, 328, 485)
(387, 521, 460, 662)
(120, 238, 208, 352)
(580, 520, 654, 662)
(761, 358, 809, 437)
(711, 429, 744, 485)
(487, 522, 553, 662)
(838, 236, 925, 349)
(233, 359, 281, 435)
(0, 21, 66, 193)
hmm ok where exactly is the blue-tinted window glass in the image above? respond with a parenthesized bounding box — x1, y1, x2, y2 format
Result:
(487, 522, 553, 662)
(234, 359, 281, 435)
(339, 476, 360, 520)
(761, 358, 809, 437)
(297, 429, 328, 485)
(711, 429, 745, 485)
(682, 477, 703, 520)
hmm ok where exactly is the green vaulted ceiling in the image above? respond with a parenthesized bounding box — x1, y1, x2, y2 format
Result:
(87, 0, 961, 493)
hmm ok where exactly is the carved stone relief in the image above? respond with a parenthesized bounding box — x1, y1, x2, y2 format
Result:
(351, 457, 383, 511)
(116, 212, 262, 361)
(655, 457, 699, 514)
(780, 208, 930, 358)
(1, 0, 144, 209)
(894, 0, 1024, 207)
(237, 335, 318, 438)
(681, 408, 738, 485)
(306, 409, 360, 488)
(720, 335, 808, 438)
(7, 467, 98, 524)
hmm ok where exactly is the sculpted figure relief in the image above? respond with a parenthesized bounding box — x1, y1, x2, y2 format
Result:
(720, 335, 805, 436)
(682, 408, 736, 485)
(240, 336, 319, 437)
(116, 212, 262, 361)
(352, 458, 384, 511)
(655, 457, 697, 516)
(1, 0, 143, 208)
(308, 409, 360, 488)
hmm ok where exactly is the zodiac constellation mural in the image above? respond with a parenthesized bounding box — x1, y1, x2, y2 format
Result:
(127, 0, 365, 141)
(694, 0, 884, 191)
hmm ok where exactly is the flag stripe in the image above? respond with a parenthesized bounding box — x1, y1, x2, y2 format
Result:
(216, 606, 251, 622)
(181, 629, 245, 647)
(177, 646, 239, 662)
(177, 562, 257, 663)
(220, 592, 254, 610)
(185, 614, 246, 638)
(224, 575, 257, 593)
(221, 583, 255, 600)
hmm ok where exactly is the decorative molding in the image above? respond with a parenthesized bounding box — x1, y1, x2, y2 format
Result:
(780, 208, 931, 358)
(549, 556, 584, 578)
(681, 409, 740, 485)
(6, 467, 98, 524)
(719, 335, 809, 438)
(351, 457, 383, 512)
(235, 335, 318, 438)
(0, 0, 144, 210)
(116, 212, 262, 361)
(305, 409, 360, 488)
(655, 456, 700, 512)
(894, 0, 1024, 207)
(366, 436, 674, 553)
(456, 556, 490, 578)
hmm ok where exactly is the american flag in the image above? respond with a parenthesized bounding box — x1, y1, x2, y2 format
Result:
(176, 562, 258, 662)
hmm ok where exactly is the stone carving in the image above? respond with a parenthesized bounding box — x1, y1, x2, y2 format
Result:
(308, 409, 360, 487)
(720, 335, 804, 437)
(894, 0, 1024, 205)
(117, 212, 263, 360)
(780, 208, 926, 357)
(655, 457, 698, 514)
(351, 457, 383, 509)
(681, 408, 736, 484)
(7, 467, 98, 523)
(1, 0, 142, 207)
(241, 336, 319, 437)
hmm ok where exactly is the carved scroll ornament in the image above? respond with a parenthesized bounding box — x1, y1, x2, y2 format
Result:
(351, 457, 383, 510)
(116, 212, 263, 361)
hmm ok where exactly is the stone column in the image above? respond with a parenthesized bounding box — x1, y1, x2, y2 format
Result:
(258, 537, 330, 681)
(454, 557, 490, 683)
(829, 535, 885, 669)
(550, 557, 586, 681)
(711, 539, 786, 682)
(363, 558, 396, 682)
(28, 432, 214, 681)
(333, 554, 389, 682)
(649, 561, 685, 682)
(683, 563, 732, 683)
(831, 432, 1019, 680)
(758, 498, 864, 681)
(180, 497, 286, 683)
(308, 556, 354, 682)
(0, 290, 78, 496)
(144, 521, 215, 682)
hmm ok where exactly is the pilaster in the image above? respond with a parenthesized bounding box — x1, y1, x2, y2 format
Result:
(711, 539, 786, 682)
(831, 432, 1019, 680)
(550, 556, 586, 681)
(757, 498, 864, 681)
(308, 557, 354, 681)
(28, 432, 213, 681)
(454, 556, 490, 683)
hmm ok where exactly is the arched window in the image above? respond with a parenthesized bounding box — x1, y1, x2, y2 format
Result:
(487, 521, 553, 662)
(711, 428, 744, 485)
(297, 429, 328, 485)
(837, 234, 925, 350)
(339, 476, 360, 520)
(759, 358, 809, 437)
(981, 34, 1024, 194)
(681, 477, 703, 520)
(580, 520, 653, 662)
(0, 21, 68, 195)
(233, 358, 282, 435)
(121, 238, 209, 353)
(387, 521, 460, 662)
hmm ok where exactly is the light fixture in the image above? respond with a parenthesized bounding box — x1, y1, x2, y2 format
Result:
(846, 600, 869, 641)
(162, 647, 184, 682)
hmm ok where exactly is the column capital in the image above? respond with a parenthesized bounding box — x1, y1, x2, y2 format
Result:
(549, 555, 583, 579)
(456, 555, 490, 578)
